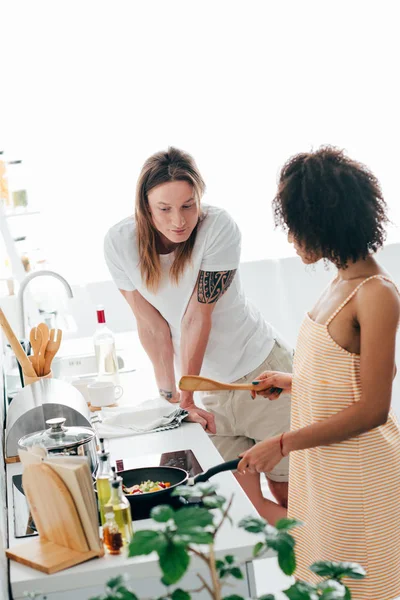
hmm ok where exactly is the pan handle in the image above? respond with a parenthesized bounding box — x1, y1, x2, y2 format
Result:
(192, 458, 240, 484)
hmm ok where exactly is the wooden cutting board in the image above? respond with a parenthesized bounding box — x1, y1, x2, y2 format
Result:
(22, 463, 89, 552)
(7, 462, 103, 573)
(6, 540, 99, 575)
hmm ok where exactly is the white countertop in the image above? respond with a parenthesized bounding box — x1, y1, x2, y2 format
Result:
(7, 366, 268, 599)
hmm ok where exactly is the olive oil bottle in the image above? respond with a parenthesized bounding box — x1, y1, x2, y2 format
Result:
(107, 467, 133, 545)
(96, 438, 112, 525)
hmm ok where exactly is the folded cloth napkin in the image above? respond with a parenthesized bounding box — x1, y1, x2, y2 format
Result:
(91, 405, 189, 439)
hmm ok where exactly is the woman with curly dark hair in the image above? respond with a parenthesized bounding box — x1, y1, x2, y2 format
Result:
(238, 147, 400, 599)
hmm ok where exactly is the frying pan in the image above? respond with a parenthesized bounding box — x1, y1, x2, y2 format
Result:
(119, 458, 240, 520)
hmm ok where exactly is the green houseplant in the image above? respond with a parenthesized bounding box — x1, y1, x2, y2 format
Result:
(90, 482, 366, 600)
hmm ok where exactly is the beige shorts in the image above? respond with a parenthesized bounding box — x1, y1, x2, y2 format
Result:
(201, 338, 293, 482)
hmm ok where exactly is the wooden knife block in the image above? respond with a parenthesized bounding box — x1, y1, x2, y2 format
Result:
(6, 463, 104, 574)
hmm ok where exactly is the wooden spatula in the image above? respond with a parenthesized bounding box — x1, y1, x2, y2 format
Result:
(37, 323, 50, 376)
(29, 327, 43, 376)
(0, 308, 37, 378)
(179, 375, 259, 392)
(43, 328, 62, 376)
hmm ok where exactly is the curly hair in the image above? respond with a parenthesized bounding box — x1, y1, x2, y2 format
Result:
(273, 146, 389, 268)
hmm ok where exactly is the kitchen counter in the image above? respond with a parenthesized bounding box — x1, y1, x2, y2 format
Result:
(6, 366, 269, 600)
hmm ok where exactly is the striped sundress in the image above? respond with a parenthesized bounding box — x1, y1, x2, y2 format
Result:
(288, 275, 400, 599)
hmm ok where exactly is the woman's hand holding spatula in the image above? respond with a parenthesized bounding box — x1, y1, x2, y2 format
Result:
(250, 371, 291, 399)
(179, 374, 285, 398)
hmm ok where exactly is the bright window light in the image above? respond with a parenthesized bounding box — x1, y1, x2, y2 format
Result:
(1, 1, 399, 285)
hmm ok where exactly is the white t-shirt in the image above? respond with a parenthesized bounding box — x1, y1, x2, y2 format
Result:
(104, 204, 275, 382)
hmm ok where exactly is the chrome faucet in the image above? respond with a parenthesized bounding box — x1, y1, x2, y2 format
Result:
(18, 270, 74, 338)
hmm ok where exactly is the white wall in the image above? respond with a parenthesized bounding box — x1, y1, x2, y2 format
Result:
(1, 1, 400, 287)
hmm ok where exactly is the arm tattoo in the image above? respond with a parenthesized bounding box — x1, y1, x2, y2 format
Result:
(197, 270, 237, 304)
(159, 389, 173, 400)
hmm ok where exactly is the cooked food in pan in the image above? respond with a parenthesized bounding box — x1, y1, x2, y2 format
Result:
(123, 480, 171, 495)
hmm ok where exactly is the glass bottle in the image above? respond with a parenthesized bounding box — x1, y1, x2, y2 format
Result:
(93, 305, 119, 384)
(106, 467, 133, 545)
(102, 504, 123, 555)
(96, 438, 112, 525)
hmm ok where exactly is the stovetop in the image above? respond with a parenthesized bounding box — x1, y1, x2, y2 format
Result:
(12, 474, 38, 538)
(114, 449, 203, 478)
(12, 448, 204, 537)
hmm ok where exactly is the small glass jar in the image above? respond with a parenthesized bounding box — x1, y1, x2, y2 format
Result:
(102, 504, 123, 555)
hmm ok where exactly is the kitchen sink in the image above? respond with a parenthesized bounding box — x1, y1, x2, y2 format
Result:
(53, 351, 135, 378)
(4, 349, 135, 403)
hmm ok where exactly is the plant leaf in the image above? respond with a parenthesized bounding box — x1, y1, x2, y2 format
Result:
(258, 595, 276, 600)
(223, 596, 246, 600)
(158, 543, 190, 585)
(284, 581, 318, 600)
(238, 516, 267, 533)
(174, 506, 214, 529)
(266, 532, 296, 576)
(253, 541, 265, 557)
(275, 518, 303, 531)
(151, 505, 175, 523)
(318, 579, 347, 599)
(173, 528, 214, 545)
(344, 587, 351, 600)
(106, 575, 125, 590)
(172, 482, 218, 498)
(310, 561, 366, 580)
(225, 554, 235, 564)
(128, 530, 166, 556)
(229, 567, 244, 580)
(171, 589, 191, 600)
(202, 495, 226, 509)
(219, 567, 227, 578)
(277, 545, 296, 577)
(115, 590, 139, 600)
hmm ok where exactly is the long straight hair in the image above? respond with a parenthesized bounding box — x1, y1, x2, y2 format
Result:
(135, 147, 206, 292)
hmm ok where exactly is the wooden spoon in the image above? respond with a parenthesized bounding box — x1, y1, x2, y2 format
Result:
(179, 375, 260, 392)
(0, 308, 37, 378)
(43, 328, 62, 376)
(37, 323, 50, 376)
(29, 327, 43, 376)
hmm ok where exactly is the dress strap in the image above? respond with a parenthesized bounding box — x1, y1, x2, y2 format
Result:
(325, 275, 399, 326)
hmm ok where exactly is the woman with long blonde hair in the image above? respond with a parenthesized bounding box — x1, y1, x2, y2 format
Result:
(105, 147, 292, 523)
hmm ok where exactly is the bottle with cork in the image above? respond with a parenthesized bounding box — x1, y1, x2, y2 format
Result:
(93, 304, 119, 384)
